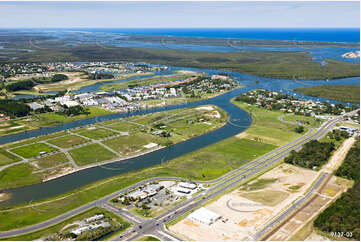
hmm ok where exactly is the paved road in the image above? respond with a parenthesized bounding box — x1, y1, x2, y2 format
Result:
(0, 110, 355, 240)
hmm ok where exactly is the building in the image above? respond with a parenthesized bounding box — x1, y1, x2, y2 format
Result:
(85, 214, 104, 223)
(188, 207, 221, 225)
(27, 102, 44, 110)
(179, 182, 197, 190)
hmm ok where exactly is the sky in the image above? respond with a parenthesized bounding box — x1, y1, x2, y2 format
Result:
(0, 1, 359, 28)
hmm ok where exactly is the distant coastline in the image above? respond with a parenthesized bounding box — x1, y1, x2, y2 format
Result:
(1, 28, 360, 43)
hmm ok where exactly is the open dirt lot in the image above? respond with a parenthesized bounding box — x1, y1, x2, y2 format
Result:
(267, 175, 349, 241)
(169, 164, 319, 241)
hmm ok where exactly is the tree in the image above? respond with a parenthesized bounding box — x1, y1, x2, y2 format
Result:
(294, 125, 304, 133)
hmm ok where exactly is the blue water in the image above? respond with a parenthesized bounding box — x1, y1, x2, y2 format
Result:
(66, 28, 360, 43)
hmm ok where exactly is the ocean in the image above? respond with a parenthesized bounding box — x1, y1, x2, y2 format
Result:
(79, 28, 360, 43)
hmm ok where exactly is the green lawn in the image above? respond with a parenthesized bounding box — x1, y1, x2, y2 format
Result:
(232, 100, 305, 146)
(31, 153, 69, 170)
(46, 134, 89, 148)
(0, 148, 22, 166)
(294, 85, 360, 103)
(0, 163, 41, 189)
(0, 207, 132, 241)
(73, 127, 117, 140)
(69, 143, 117, 166)
(10, 143, 58, 159)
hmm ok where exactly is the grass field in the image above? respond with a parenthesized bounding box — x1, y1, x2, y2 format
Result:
(240, 178, 278, 191)
(0, 163, 41, 189)
(10, 143, 58, 159)
(0, 148, 21, 166)
(33, 106, 113, 127)
(282, 114, 324, 128)
(99, 72, 200, 91)
(102, 132, 162, 155)
(33, 71, 154, 92)
(240, 190, 289, 206)
(69, 143, 117, 166)
(3, 131, 68, 149)
(106, 121, 141, 132)
(73, 127, 117, 140)
(46, 134, 89, 148)
(31, 153, 69, 170)
(232, 100, 305, 146)
(294, 85, 360, 103)
(0, 207, 132, 241)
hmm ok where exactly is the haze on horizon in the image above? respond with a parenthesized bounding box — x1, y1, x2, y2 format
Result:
(0, 1, 359, 29)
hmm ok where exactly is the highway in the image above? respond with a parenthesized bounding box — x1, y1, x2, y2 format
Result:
(0, 110, 356, 240)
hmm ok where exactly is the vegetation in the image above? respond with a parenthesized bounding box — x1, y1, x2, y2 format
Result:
(69, 143, 117, 166)
(232, 100, 305, 146)
(136, 236, 160, 241)
(74, 127, 117, 140)
(295, 85, 360, 103)
(0, 148, 21, 166)
(240, 190, 289, 206)
(240, 178, 278, 191)
(10, 143, 58, 159)
(314, 140, 360, 241)
(51, 74, 68, 82)
(61, 105, 90, 116)
(0, 163, 41, 189)
(87, 72, 114, 80)
(0, 99, 30, 117)
(5, 80, 36, 92)
(0, 207, 132, 241)
(46, 135, 89, 149)
(284, 140, 335, 170)
(2, 44, 359, 80)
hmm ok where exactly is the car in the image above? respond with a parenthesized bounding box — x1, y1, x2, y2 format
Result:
(156, 223, 159, 226)
(139, 225, 142, 229)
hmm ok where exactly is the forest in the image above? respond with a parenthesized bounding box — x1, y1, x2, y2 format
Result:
(314, 139, 360, 240)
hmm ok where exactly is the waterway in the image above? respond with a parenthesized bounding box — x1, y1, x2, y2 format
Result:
(0, 87, 252, 207)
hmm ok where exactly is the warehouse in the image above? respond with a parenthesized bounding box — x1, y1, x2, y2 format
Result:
(188, 207, 221, 225)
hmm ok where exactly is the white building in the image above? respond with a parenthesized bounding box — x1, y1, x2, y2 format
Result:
(85, 214, 104, 223)
(179, 182, 197, 190)
(188, 207, 221, 225)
